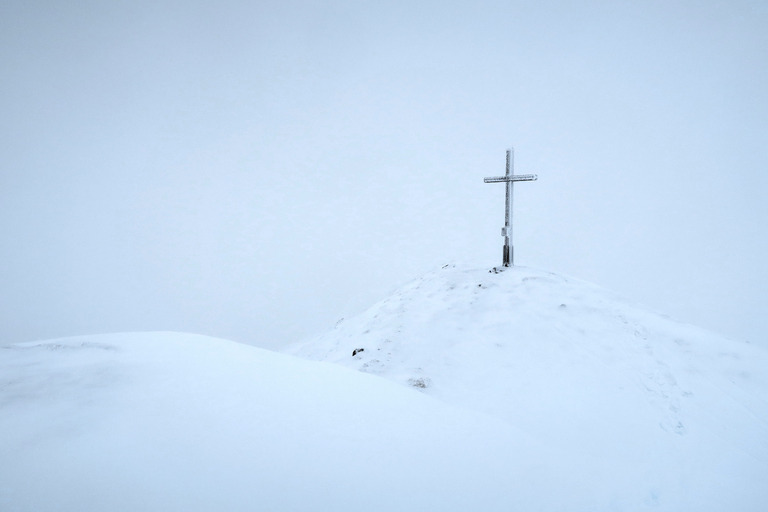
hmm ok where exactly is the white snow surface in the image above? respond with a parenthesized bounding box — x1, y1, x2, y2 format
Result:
(289, 264, 768, 510)
(2, 264, 767, 511)
(1, 332, 546, 512)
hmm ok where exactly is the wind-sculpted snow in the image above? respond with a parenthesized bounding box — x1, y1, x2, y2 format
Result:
(2, 265, 767, 511)
(1, 332, 559, 512)
(289, 264, 768, 510)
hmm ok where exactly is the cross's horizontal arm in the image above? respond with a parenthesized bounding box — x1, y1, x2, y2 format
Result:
(483, 174, 538, 183)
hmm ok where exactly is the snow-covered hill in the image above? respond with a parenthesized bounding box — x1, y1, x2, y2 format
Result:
(289, 264, 768, 510)
(3, 264, 767, 511)
(1, 332, 553, 512)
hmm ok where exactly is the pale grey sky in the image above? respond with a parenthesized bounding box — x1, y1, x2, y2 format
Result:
(2, 0, 767, 348)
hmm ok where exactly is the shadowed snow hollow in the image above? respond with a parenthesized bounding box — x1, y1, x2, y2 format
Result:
(289, 264, 768, 510)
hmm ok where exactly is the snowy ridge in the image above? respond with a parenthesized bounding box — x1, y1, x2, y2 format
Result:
(2, 264, 767, 511)
(1, 332, 553, 512)
(289, 263, 768, 510)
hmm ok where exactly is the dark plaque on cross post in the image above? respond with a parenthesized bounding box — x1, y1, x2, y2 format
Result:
(484, 148, 537, 267)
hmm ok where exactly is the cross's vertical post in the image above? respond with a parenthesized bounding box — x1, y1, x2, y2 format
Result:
(504, 149, 513, 266)
(484, 147, 537, 267)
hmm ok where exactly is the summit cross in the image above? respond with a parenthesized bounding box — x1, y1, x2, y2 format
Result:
(483, 148, 537, 267)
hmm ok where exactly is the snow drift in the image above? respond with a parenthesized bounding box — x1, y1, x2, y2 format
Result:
(2, 264, 767, 511)
(2, 331, 576, 512)
(289, 264, 768, 510)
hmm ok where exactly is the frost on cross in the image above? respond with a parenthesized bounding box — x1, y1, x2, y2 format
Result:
(484, 147, 537, 267)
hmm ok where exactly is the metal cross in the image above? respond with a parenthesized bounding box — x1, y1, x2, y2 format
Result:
(484, 148, 537, 267)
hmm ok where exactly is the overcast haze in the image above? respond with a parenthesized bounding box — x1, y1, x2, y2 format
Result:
(2, 0, 767, 349)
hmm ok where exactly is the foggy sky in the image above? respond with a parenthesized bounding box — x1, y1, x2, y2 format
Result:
(2, 0, 767, 349)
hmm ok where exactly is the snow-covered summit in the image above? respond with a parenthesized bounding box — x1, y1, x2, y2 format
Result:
(3, 264, 767, 511)
(289, 263, 768, 509)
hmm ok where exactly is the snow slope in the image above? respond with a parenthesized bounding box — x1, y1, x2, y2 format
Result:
(1, 332, 561, 512)
(289, 264, 768, 510)
(3, 265, 767, 511)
